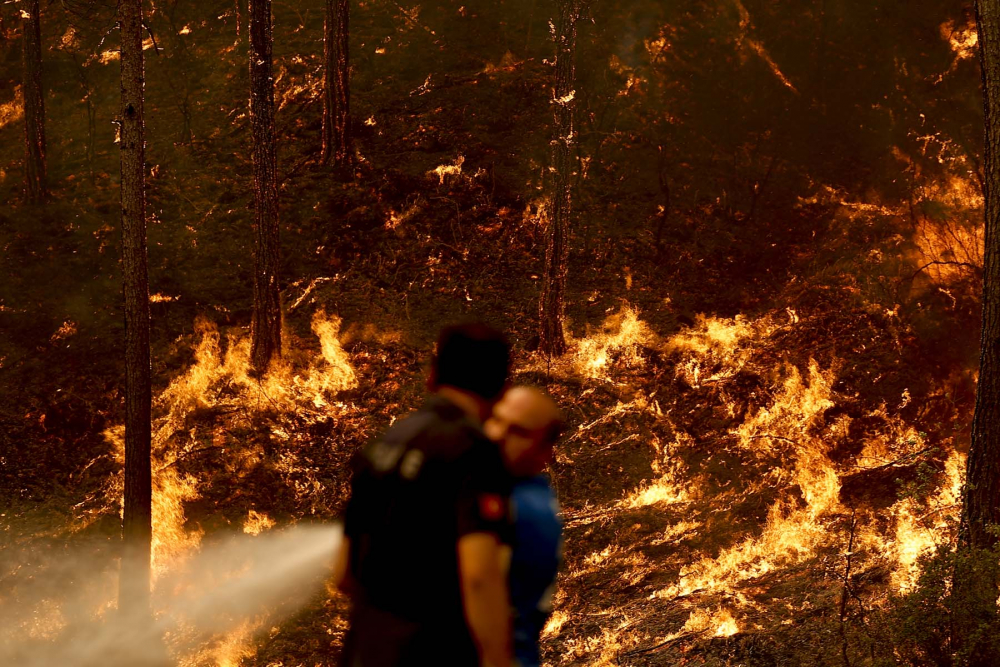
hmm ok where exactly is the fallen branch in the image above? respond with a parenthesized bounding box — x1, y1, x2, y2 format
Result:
(910, 260, 979, 281)
(157, 445, 224, 472)
(619, 630, 708, 659)
(855, 446, 935, 473)
(593, 433, 640, 453)
(747, 433, 797, 446)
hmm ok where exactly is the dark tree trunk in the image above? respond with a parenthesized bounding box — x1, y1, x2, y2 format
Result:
(118, 0, 152, 619)
(815, 0, 828, 109)
(538, 0, 584, 357)
(249, 0, 281, 372)
(962, 0, 1000, 553)
(321, 0, 351, 165)
(954, 13, 1000, 656)
(22, 0, 46, 202)
(84, 85, 96, 176)
(165, 0, 194, 144)
(68, 52, 96, 179)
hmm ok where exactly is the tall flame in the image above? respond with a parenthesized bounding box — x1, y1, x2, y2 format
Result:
(574, 304, 655, 379)
(96, 311, 357, 664)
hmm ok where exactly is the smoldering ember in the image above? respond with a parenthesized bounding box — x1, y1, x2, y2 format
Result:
(4, 0, 1000, 665)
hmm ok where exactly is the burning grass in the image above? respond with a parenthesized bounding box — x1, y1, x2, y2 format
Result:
(2, 0, 984, 663)
(5, 290, 968, 666)
(544, 303, 969, 665)
(2, 310, 363, 666)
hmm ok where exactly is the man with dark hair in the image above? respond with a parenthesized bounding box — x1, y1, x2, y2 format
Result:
(333, 323, 513, 667)
(431, 323, 511, 404)
(484, 386, 564, 667)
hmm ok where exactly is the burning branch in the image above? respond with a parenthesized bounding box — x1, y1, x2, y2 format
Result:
(909, 260, 980, 281)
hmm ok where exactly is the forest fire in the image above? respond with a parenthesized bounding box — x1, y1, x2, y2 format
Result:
(545, 302, 973, 661)
(0, 313, 359, 665)
(4, 0, 1000, 664)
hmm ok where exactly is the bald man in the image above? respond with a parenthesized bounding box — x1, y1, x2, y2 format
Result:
(484, 387, 564, 667)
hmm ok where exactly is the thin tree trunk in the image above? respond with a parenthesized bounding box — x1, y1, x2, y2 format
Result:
(86, 92, 96, 177)
(524, 0, 538, 53)
(654, 146, 671, 255)
(118, 0, 152, 620)
(321, 0, 350, 165)
(165, 0, 194, 144)
(22, 0, 47, 202)
(236, 0, 246, 43)
(962, 0, 1000, 553)
(538, 0, 583, 357)
(249, 0, 281, 372)
(68, 52, 96, 179)
(815, 0, 828, 109)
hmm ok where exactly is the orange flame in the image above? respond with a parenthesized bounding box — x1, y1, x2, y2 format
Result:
(574, 305, 655, 379)
(95, 312, 357, 663)
(0, 86, 24, 130)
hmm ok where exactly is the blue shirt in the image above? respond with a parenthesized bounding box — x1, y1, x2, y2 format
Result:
(509, 475, 562, 667)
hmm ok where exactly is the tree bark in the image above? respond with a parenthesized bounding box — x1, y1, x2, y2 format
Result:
(249, 0, 282, 372)
(118, 0, 152, 619)
(962, 0, 1000, 553)
(22, 0, 46, 202)
(321, 0, 351, 165)
(538, 0, 583, 357)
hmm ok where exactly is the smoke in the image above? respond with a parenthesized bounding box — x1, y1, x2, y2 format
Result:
(0, 524, 342, 667)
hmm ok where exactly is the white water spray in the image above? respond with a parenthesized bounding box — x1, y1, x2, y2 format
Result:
(0, 524, 342, 666)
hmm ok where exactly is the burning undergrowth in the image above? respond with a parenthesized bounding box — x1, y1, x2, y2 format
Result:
(97, 309, 359, 568)
(538, 299, 969, 665)
(0, 309, 384, 666)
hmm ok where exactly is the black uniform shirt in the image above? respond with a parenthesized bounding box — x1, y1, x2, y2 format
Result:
(341, 395, 512, 665)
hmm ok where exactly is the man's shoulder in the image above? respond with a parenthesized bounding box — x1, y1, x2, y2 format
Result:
(360, 397, 489, 470)
(354, 408, 434, 473)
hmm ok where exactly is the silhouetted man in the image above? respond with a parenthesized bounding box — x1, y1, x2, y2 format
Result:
(333, 324, 513, 667)
(485, 386, 564, 667)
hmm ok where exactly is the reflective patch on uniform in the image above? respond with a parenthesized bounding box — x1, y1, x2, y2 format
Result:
(479, 493, 505, 521)
(399, 449, 425, 480)
(368, 440, 405, 472)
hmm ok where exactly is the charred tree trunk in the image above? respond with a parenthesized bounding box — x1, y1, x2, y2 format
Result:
(249, 0, 281, 372)
(118, 0, 152, 619)
(321, 0, 351, 165)
(22, 0, 46, 202)
(538, 0, 584, 357)
(962, 0, 1000, 554)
